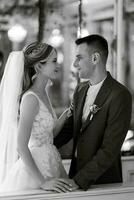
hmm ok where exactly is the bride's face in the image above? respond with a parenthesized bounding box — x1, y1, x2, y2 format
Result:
(39, 50, 59, 81)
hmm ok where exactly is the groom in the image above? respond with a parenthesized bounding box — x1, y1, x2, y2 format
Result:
(53, 34, 132, 191)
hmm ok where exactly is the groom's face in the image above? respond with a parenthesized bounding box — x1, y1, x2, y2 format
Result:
(74, 43, 94, 79)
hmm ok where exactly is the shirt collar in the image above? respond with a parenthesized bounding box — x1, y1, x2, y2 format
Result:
(81, 75, 107, 87)
(90, 76, 107, 88)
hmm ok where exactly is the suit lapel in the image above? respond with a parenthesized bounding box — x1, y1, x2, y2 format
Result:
(73, 82, 89, 139)
(81, 72, 113, 131)
(73, 82, 89, 150)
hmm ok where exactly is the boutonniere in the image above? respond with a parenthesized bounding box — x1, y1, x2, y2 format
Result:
(89, 104, 101, 121)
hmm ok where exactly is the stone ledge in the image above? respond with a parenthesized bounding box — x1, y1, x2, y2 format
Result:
(1, 183, 134, 200)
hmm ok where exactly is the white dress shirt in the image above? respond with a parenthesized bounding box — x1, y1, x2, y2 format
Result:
(82, 77, 106, 122)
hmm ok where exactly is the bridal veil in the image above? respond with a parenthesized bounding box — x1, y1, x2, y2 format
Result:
(0, 51, 24, 184)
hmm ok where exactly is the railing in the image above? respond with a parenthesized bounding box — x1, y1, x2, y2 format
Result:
(0, 183, 134, 200)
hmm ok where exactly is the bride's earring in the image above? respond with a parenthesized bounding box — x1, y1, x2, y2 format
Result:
(32, 73, 38, 82)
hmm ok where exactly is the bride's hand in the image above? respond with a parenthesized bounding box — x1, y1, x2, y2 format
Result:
(53, 106, 73, 137)
(40, 178, 76, 193)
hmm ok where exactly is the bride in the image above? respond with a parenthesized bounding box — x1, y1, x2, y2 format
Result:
(0, 42, 74, 193)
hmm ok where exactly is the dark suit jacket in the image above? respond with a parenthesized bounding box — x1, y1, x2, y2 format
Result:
(54, 72, 132, 190)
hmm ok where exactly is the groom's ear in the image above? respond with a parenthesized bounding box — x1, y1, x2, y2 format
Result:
(92, 52, 100, 65)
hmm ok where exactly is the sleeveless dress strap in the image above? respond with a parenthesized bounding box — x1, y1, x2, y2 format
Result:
(22, 90, 57, 120)
(22, 91, 40, 103)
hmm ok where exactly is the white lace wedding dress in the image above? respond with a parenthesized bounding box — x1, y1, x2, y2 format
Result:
(0, 91, 67, 192)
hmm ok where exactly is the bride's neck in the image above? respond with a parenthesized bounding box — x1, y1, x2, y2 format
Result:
(31, 78, 48, 95)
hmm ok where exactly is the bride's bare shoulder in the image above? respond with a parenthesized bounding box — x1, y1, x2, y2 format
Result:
(20, 92, 39, 115)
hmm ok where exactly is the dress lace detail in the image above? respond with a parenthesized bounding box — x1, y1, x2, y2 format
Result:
(0, 91, 67, 192)
(24, 91, 55, 148)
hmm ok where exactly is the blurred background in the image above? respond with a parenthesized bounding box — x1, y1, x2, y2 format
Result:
(0, 0, 134, 158)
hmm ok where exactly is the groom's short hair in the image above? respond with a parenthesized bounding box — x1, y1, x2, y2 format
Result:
(75, 34, 109, 64)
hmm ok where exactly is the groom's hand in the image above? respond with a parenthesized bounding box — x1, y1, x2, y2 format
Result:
(40, 178, 79, 193)
(59, 178, 79, 191)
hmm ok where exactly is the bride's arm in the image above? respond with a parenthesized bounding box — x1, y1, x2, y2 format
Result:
(17, 95, 45, 186)
(53, 107, 72, 137)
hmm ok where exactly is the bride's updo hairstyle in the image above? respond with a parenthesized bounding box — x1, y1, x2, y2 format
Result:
(22, 42, 56, 95)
